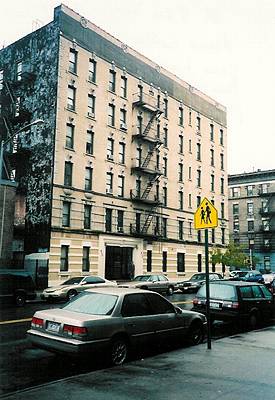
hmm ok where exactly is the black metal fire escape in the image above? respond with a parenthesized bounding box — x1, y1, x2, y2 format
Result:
(130, 91, 164, 236)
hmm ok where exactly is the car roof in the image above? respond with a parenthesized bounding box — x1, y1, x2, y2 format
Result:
(84, 287, 153, 296)
(209, 281, 263, 287)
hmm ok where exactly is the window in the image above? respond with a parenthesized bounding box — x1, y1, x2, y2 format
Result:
(67, 86, 76, 110)
(240, 286, 253, 299)
(62, 201, 71, 227)
(179, 191, 183, 210)
(221, 202, 225, 219)
(210, 149, 214, 166)
(120, 109, 127, 130)
(179, 134, 183, 153)
(85, 167, 93, 191)
(189, 166, 192, 180)
(177, 253, 185, 273)
(108, 103, 115, 126)
(233, 203, 239, 214)
(136, 177, 141, 197)
(189, 139, 192, 153)
(188, 193, 192, 208)
(163, 127, 168, 147)
(197, 169, 201, 187)
(16, 61, 22, 81)
(210, 124, 214, 141)
(247, 202, 254, 215)
(119, 142, 125, 164)
(137, 115, 143, 135)
(248, 220, 254, 232)
(196, 116, 201, 132)
(117, 210, 124, 232)
(197, 196, 201, 207)
(118, 175, 125, 197)
(84, 204, 92, 229)
(163, 157, 167, 177)
(162, 218, 167, 237)
(157, 94, 161, 109)
(109, 70, 116, 92)
(120, 76, 127, 98)
(211, 174, 215, 192)
(107, 137, 114, 160)
(86, 130, 94, 155)
(179, 220, 184, 240)
(231, 187, 240, 198)
(147, 250, 152, 272)
(105, 208, 112, 232)
(64, 161, 73, 186)
(88, 59, 96, 83)
(221, 177, 225, 195)
(162, 251, 167, 272)
(220, 153, 224, 170)
(156, 123, 160, 139)
(220, 129, 224, 145)
(60, 245, 69, 271)
(156, 152, 160, 170)
(262, 199, 269, 213)
(106, 172, 113, 193)
(15, 96, 20, 116)
(178, 163, 183, 182)
(221, 227, 225, 244)
(163, 98, 168, 118)
(69, 49, 77, 73)
(163, 187, 167, 207)
(189, 110, 192, 125)
(179, 106, 183, 125)
(262, 218, 270, 231)
(82, 247, 90, 272)
(136, 212, 141, 233)
(66, 124, 74, 149)
(147, 293, 175, 314)
(196, 143, 201, 161)
(0, 69, 3, 90)
(88, 94, 95, 118)
(198, 254, 202, 272)
(121, 294, 151, 317)
(233, 217, 239, 231)
(261, 184, 268, 194)
(189, 221, 192, 236)
(246, 185, 253, 196)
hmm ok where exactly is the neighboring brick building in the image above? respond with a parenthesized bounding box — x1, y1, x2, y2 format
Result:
(0, 5, 228, 284)
(228, 169, 275, 272)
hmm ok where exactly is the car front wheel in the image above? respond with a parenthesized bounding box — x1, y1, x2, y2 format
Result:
(67, 290, 78, 301)
(14, 292, 26, 307)
(110, 337, 128, 366)
(187, 322, 204, 346)
(167, 286, 174, 296)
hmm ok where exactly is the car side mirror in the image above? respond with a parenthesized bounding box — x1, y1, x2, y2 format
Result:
(175, 306, 182, 314)
(80, 281, 87, 285)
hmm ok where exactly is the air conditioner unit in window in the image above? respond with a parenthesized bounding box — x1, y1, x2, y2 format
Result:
(120, 122, 127, 130)
(117, 227, 124, 233)
(106, 188, 113, 194)
(107, 154, 114, 161)
(87, 111, 95, 118)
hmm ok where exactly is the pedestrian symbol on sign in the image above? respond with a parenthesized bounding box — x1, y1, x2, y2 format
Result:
(194, 198, 218, 230)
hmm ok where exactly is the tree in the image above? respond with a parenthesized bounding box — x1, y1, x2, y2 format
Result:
(221, 242, 249, 269)
(210, 247, 223, 268)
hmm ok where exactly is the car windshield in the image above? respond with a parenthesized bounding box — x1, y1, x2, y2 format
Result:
(197, 284, 237, 300)
(133, 276, 150, 282)
(191, 274, 205, 281)
(63, 292, 118, 315)
(62, 277, 83, 285)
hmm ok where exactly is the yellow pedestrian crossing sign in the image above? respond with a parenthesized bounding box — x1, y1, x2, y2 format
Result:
(194, 197, 218, 230)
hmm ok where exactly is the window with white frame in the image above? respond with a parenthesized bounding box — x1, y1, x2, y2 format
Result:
(179, 134, 183, 153)
(87, 94, 95, 117)
(247, 202, 254, 215)
(107, 138, 114, 160)
(69, 49, 77, 74)
(66, 123, 74, 149)
(88, 58, 96, 82)
(119, 142, 125, 164)
(106, 172, 113, 193)
(118, 175, 125, 197)
(84, 204, 92, 229)
(67, 86, 76, 110)
(82, 246, 90, 272)
(86, 130, 94, 155)
(120, 76, 127, 98)
(109, 69, 116, 92)
(120, 109, 127, 130)
(16, 61, 22, 81)
(85, 167, 93, 191)
(108, 103, 115, 126)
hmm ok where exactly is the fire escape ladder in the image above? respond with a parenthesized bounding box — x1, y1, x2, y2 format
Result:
(4, 81, 16, 105)
(142, 110, 161, 137)
(141, 208, 156, 234)
(141, 181, 154, 200)
(141, 146, 155, 168)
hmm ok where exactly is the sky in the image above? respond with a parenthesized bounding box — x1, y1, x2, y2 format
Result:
(1, 0, 275, 175)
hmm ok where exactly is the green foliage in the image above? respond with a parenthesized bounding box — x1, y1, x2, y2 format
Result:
(211, 243, 251, 268)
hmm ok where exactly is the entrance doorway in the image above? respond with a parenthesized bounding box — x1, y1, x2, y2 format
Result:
(105, 246, 133, 281)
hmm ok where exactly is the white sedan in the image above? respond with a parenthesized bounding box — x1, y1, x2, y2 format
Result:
(41, 276, 117, 302)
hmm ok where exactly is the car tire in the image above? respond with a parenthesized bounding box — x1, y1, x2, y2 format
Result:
(167, 286, 174, 296)
(248, 312, 258, 330)
(67, 290, 78, 301)
(110, 336, 128, 366)
(14, 292, 26, 307)
(187, 321, 204, 346)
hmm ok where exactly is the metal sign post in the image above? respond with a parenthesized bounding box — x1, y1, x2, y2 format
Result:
(194, 197, 218, 350)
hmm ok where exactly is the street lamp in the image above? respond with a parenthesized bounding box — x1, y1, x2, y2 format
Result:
(0, 119, 44, 183)
(0, 119, 44, 259)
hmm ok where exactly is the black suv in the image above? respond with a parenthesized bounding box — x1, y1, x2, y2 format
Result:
(192, 281, 274, 329)
(0, 271, 36, 306)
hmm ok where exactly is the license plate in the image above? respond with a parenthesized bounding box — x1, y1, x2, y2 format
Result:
(47, 321, 60, 333)
(210, 302, 220, 309)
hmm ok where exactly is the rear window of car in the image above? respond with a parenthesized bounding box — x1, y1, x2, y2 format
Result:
(62, 277, 82, 285)
(63, 292, 118, 315)
(197, 284, 237, 300)
(83, 277, 105, 284)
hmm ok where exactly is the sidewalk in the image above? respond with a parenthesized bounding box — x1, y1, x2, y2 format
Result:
(2, 326, 275, 400)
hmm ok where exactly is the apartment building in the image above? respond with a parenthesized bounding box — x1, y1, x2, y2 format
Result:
(228, 169, 275, 272)
(0, 5, 228, 284)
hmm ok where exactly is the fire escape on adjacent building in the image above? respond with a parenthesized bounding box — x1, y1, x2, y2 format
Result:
(258, 187, 275, 253)
(130, 90, 164, 237)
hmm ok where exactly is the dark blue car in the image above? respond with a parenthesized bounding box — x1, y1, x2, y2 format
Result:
(240, 271, 264, 283)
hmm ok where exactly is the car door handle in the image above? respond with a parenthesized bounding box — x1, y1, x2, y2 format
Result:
(127, 323, 136, 327)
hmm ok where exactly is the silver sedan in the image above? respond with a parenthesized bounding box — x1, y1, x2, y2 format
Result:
(28, 287, 207, 365)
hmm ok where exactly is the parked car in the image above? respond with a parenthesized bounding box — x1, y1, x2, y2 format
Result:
(0, 270, 36, 306)
(192, 281, 274, 329)
(118, 274, 177, 295)
(41, 276, 117, 302)
(178, 273, 223, 293)
(228, 270, 249, 279)
(28, 287, 207, 365)
(239, 271, 264, 283)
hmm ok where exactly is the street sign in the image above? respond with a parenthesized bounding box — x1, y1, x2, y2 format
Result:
(194, 197, 218, 230)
